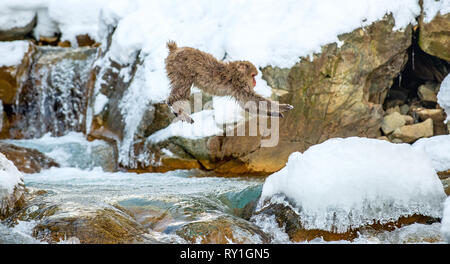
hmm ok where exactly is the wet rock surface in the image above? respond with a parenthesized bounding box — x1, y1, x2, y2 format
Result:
(0, 143, 58, 173)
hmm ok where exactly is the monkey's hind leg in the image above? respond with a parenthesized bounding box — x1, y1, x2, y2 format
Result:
(166, 73, 195, 123)
(168, 100, 194, 124)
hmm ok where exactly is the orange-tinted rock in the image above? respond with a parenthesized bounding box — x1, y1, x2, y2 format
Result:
(0, 143, 59, 173)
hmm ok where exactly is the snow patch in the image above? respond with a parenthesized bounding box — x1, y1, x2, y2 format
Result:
(260, 137, 446, 233)
(147, 110, 223, 144)
(413, 135, 450, 172)
(0, 40, 29, 67)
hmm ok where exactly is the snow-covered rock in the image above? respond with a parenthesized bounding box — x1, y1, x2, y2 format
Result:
(0, 40, 30, 68)
(0, 152, 26, 219)
(259, 137, 446, 234)
(442, 197, 450, 243)
(413, 135, 450, 173)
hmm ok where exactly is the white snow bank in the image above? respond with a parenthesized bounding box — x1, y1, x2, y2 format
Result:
(423, 0, 450, 23)
(0, 152, 23, 195)
(413, 135, 450, 172)
(260, 137, 446, 233)
(147, 110, 223, 144)
(0, 41, 30, 67)
(442, 197, 450, 243)
(0, 0, 108, 45)
(437, 74, 450, 123)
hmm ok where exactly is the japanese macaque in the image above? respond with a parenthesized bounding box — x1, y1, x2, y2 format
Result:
(165, 41, 293, 123)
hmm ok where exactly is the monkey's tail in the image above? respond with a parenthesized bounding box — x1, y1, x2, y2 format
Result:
(167, 40, 178, 53)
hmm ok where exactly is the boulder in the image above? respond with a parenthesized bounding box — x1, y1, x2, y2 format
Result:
(176, 216, 270, 244)
(0, 13, 36, 41)
(0, 143, 59, 173)
(415, 108, 448, 135)
(32, 207, 149, 244)
(419, 12, 450, 61)
(381, 112, 406, 135)
(254, 201, 439, 242)
(0, 153, 26, 220)
(402, 115, 414, 125)
(418, 83, 438, 103)
(0, 41, 35, 139)
(391, 118, 434, 143)
(400, 104, 410, 115)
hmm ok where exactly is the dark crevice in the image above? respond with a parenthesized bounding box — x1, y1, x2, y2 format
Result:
(383, 27, 450, 110)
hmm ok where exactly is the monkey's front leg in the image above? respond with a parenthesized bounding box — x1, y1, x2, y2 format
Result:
(237, 92, 293, 117)
(167, 100, 194, 124)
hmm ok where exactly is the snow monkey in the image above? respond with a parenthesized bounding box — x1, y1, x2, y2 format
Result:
(165, 41, 294, 123)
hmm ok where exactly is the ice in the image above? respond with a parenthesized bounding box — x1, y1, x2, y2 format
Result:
(413, 135, 450, 172)
(0, 40, 29, 67)
(260, 137, 446, 233)
(442, 197, 450, 243)
(437, 74, 450, 123)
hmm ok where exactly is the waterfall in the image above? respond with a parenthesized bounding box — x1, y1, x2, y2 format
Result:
(11, 46, 97, 138)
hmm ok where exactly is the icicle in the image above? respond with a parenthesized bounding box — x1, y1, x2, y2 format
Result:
(399, 74, 402, 88)
(412, 49, 415, 71)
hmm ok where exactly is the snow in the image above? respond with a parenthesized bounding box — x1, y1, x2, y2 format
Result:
(0, 0, 108, 45)
(93, 93, 108, 115)
(442, 197, 450, 243)
(0, 152, 23, 195)
(423, 0, 450, 23)
(147, 110, 223, 144)
(413, 135, 450, 172)
(260, 137, 446, 233)
(0, 40, 30, 67)
(437, 74, 450, 123)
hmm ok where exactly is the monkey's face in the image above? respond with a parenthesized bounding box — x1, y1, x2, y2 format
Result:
(237, 61, 258, 88)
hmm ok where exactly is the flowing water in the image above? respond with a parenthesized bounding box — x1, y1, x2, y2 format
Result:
(0, 133, 445, 244)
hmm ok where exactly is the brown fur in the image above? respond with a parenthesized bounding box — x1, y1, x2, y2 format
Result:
(165, 41, 293, 123)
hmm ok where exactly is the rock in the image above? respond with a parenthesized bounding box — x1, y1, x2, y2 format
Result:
(385, 106, 401, 115)
(0, 13, 36, 41)
(391, 118, 434, 143)
(176, 216, 270, 244)
(381, 112, 406, 135)
(415, 108, 448, 135)
(418, 83, 438, 103)
(32, 207, 148, 244)
(377, 136, 390, 142)
(400, 104, 410, 115)
(0, 41, 34, 105)
(254, 201, 439, 242)
(416, 108, 444, 121)
(0, 143, 59, 173)
(441, 177, 450, 196)
(0, 153, 26, 220)
(419, 12, 450, 61)
(402, 115, 414, 125)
